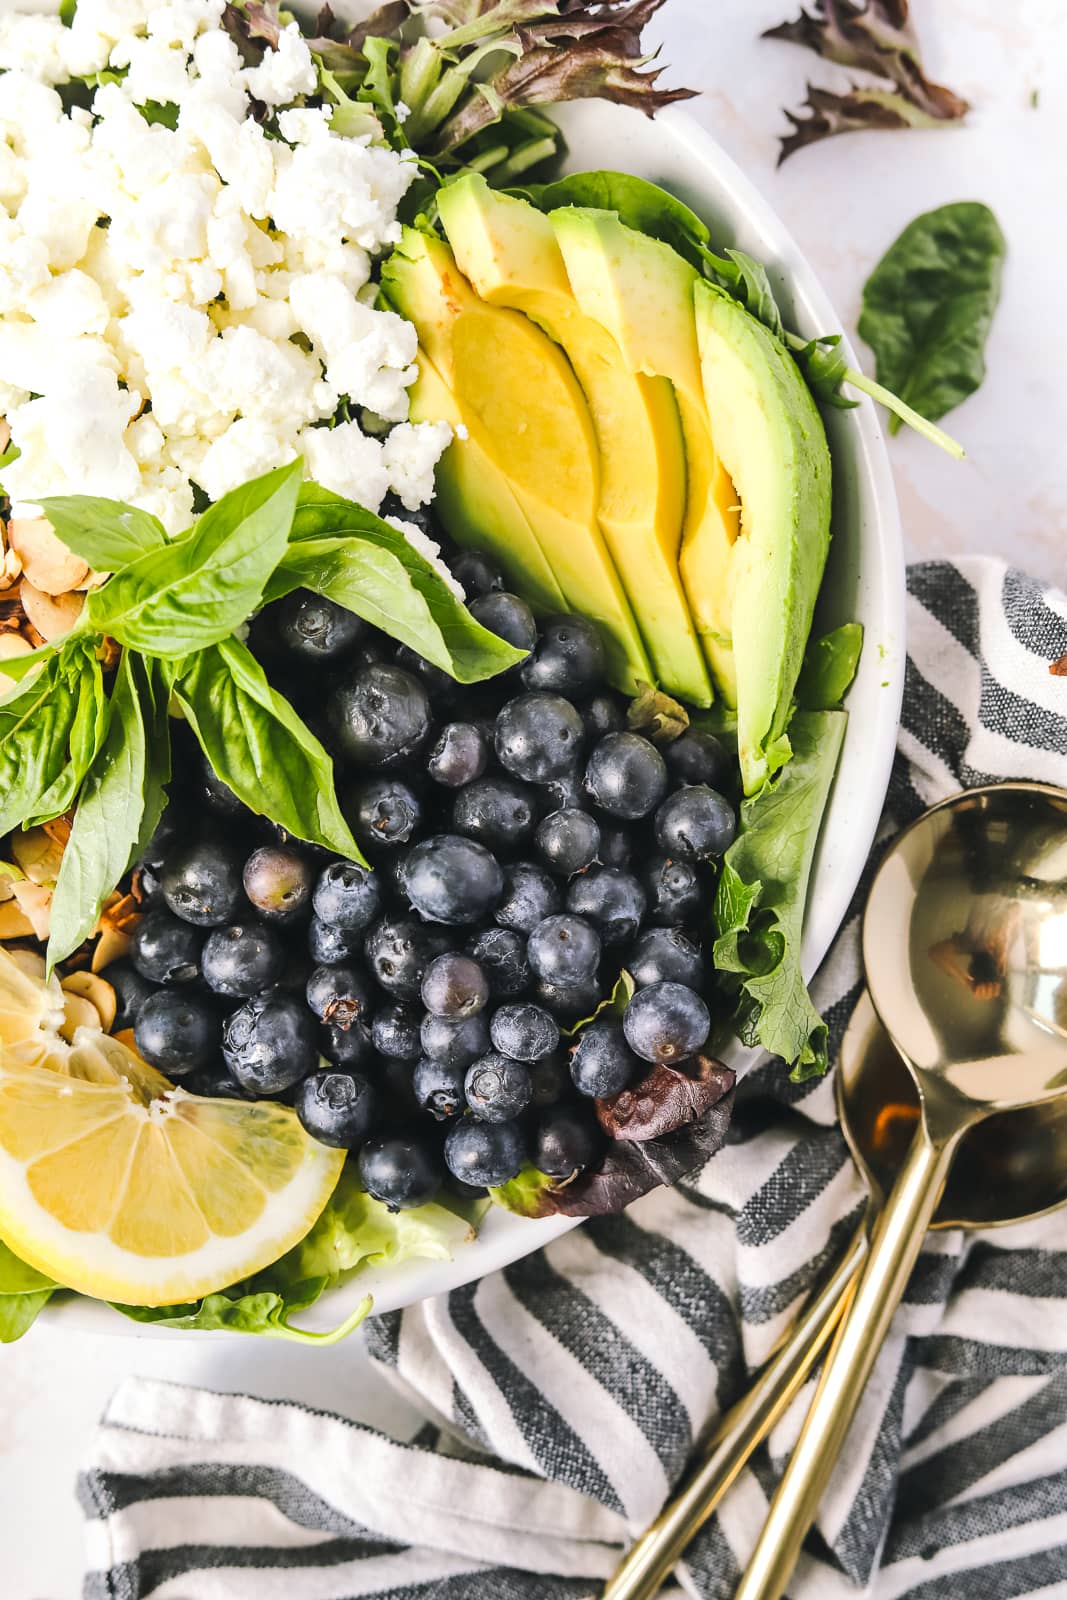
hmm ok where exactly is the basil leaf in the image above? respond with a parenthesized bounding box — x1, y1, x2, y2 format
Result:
(47, 652, 171, 967)
(0, 657, 80, 838)
(87, 459, 302, 657)
(36, 494, 168, 570)
(25, 650, 109, 826)
(272, 486, 524, 683)
(172, 637, 364, 862)
(858, 201, 1006, 433)
(0, 640, 59, 696)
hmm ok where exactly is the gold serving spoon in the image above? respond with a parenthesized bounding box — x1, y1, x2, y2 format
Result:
(602, 970, 1067, 1600)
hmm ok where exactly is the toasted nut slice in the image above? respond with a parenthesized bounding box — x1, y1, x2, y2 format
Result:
(0, 901, 36, 938)
(7, 947, 46, 980)
(10, 880, 50, 939)
(0, 547, 21, 591)
(112, 1026, 138, 1052)
(0, 860, 25, 904)
(20, 580, 84, 642)
(7, 518, 89, 595)
(11, 827, 65, 886)
(0, 630, 32, 692)
(59, 989, 102, 1042)
(91, 924, 133, 973)
(42, 814, 72, 848)
(62, 971, 117, 1032)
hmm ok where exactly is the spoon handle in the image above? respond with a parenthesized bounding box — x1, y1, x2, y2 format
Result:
(733, 1126, 959, 1600)
(601, 1219, 869, 1600)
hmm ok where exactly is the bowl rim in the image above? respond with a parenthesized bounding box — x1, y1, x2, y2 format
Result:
(42, 101, 905, 1341)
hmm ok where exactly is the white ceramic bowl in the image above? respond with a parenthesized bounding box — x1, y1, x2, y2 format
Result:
(47, 102, 904, 1338)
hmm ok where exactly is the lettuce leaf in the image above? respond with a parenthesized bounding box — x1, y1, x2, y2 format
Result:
(796, 623, 864, 710)
(713, 708, 847, 1080)
(0, 1240, 56, 1343)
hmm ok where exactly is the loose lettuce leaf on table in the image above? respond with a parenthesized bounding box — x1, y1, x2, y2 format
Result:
(713, 708, 847, 1080)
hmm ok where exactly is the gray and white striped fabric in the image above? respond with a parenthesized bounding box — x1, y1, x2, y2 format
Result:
(81, 558, 1067, 1600)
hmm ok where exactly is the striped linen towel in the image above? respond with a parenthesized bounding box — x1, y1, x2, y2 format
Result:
(81, 558, 1067, 1600)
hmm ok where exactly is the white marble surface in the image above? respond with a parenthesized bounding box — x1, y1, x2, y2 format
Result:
(2, 4, 1065, 1597)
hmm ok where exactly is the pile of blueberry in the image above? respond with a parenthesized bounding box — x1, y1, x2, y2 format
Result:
(108, 548, 738, 1212)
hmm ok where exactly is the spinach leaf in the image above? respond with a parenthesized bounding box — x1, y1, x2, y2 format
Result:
(713, 709, 846, 1078)
(36, 494, 168, 570)
(172, 637, 363, 862)
(271, 485, 524, 682)
(0, 656, 80, 838)
(0, 1241, 55, 1343)
(47, 651, 170, 968)
(26, 650, 109, 826)
(87, 459, 302, 657)
(796, 623, 864, 710)
(112, 1288, 373, 1343)
(858, 202, 1006, 433)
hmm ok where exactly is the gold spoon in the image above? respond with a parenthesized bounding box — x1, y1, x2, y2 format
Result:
(601, 977, 1067, 1600)
(733, 781, 1067, 1600)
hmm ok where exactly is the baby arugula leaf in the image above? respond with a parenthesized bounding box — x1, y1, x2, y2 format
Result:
(47, 652, 171, 969)
(858, 201, 1006, 434)
(171, 636, 364, 863)
(87, 458, 302, 658)
(271, 484, 525, 682)
(36, 495, 168, 570)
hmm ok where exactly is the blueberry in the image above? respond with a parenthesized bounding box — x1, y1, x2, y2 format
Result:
(420, 1010, 490, 1068)
(623, 981, 710, 1065)
(137, 809, 182, 874)
(566, 867, 646, 945)
(184, 1066, 254, 1101)
(452, 548, 504, 596)
(378, 1057, 419, 1114)
(359, 1133, 442, 1210)
(629, 926, 706, 989)
(427, 722, 489, 788)
(306, 962, 374, 1027)
(527, 913, 601, 985)
(654, 785, 737, 860)
(321, 1019, 375, 1069)
(413, 1056, 467, 1120)
(365, 916, 451, 999)
(371, 1001, 422, 1059)
(597, 826, 632, 869)
(535, 808, 600, 876)
(326, 663, 432, 767)
(521, 613, 606, 696)
(444, 1117, 526, 1188)
(277, 589, 363, 664)
(465, 926, 530, 998)
(470, 590, 538, 653)
(129, 909, 202, 986)
(134, 989, 220, 1076)
(242, 846, 315, 923)
(495, 861, 561, 935)
(394, 645, 463, 707)
(584, 732, 668, 820)
(308, 915, 363, 964)
(296, 1070, 378, 1148)
(222, 994, 318, 1094)
(535, 977, 602, 1021)
(528, 1052, 569, 1108)
(162, 835, 245, 927)
(464, 1052, 533, 1121)
(195, 751, 250, 821)
(490, 1002, 559, 1062)
(313, 861, 381, 932)
(452, 776, 537, 854)
(540, 768, 586, 813)
(642, 854, 706, 925)
(570, 1019, 641, 1097)
(536, 1104, 603, 1176)
(135, 862, 165, 905)
(348, 775, 422, 852)
(664, 728, 730, 789)
(201, 921, 286, 998)
(495, 693, 585, 783)
(103, 958, 157, 1029)
(582, 692, 626, 740)
(421, 952, 490, 1018)
(401, 834, 504, 925)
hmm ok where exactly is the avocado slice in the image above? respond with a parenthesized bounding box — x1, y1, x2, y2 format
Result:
(694, 280, 831, 791)
(381, 228, 652, 693)
(438, 176, 713, 708)
(551, 208, 741, 702)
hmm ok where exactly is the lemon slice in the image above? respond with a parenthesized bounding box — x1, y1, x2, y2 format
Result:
(0, 953, 344, 1305)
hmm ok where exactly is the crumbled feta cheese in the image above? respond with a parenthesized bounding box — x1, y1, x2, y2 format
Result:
(195, 419, 297, 503)
(299, 422, 390, 512)
(454, 422, 470, 441)
(2, 365, 142, 506)
(241, 22, 317, 107)
(382, 420, 452, 512)
(386, 514, 464, 600)
(394, 100, 411, 124)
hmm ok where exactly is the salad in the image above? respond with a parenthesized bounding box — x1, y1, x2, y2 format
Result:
(0, 0, 947, 1345)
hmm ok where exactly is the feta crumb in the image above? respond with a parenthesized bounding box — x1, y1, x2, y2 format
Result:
(455, 421, 469, 441)
(241, 22, 317, 107)
(382, 419, 452, 511)
(299, 422, 390, 513)
(386, 514, 464, 600)
(395, 100, 411, 123)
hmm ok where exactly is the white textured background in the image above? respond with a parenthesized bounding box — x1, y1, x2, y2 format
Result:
(1, 2, 1064, 1596)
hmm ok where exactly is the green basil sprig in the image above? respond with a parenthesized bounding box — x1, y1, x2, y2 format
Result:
(1, 465, 524, 971)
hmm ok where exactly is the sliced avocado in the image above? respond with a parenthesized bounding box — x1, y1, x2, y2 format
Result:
(694, 280, 831, 791)
(551, 208, 741, 701)
(408, 353, 567, 614)
(438, 175, 712, 708)
(381, 228, 652, 692)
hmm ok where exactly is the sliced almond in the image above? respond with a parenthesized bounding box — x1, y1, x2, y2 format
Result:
(0, 632, 31, 660)
(62, 971, 117, 1032)
(0, 860, 25, 904)
(112, 1026, 138, 1053)
(59, 989, 102, 1043)
(19, 580, 83, 642)
(0, 547, 22, 592)
(7, 947, 46, 980)
(0, 901, 35, 938)
(92, 924, 133, 972)
(10, 879, 50, 940)
(11, 827, 65, 886)
(7, 518, 89, 596)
